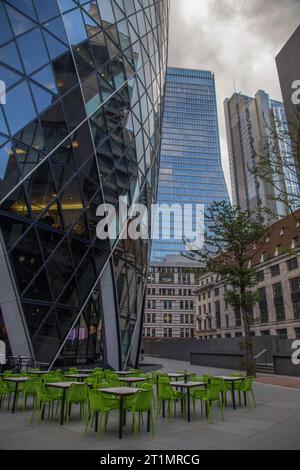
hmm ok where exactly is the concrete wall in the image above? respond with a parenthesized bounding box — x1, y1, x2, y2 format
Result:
(142, 336, 300, 376)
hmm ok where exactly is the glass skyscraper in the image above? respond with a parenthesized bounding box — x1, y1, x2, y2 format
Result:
(0, 0, 169, 370)
(151, 67, 229, 261)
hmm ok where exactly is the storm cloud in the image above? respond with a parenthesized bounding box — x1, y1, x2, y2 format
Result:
(168, 0, 300, 196)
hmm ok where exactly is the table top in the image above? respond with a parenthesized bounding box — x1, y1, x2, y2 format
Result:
(98, 387, 141, 397)
(170, 381, 207, 388)
(217, 376, 245, 382)
(168, 373, 191, 378)
(3, 377, 29, 383)
(45, 382, 82, 389)
(114, 371, 135, 376)
(64, 374, 90, 379)
(77, 369, 94, 374)
(119, 377, 146, 383)
(28, 371, 48, 375)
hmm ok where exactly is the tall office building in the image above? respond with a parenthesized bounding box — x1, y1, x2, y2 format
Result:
(0, 0, 169, 370)
(276, 25, 300, 133)
(224, 90, 299, 215)
(151, 67, 229, 262)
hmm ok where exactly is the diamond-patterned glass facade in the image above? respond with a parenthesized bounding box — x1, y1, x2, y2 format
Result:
(0, 0, 169, 369)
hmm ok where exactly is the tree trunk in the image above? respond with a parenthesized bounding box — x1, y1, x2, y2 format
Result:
(241, 287, 256, 377)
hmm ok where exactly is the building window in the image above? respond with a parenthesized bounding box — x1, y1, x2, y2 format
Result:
(287, 257, 298, 271)
(164, 300, 172, 310)
(295, 328, 300, 339)
(261, 330, 270, 336)
(235, 307, 242, 327)
(235, 333, 243, 338)
(164, 314, 172, 324)
(225, 333, 231, 338)
(256, 270, 264, 282)
(272, 282, 286, 321)
(258, 287, 269, 323)
(277, 329, 288, 340)
(214, 288, 219, 296)
(180, 329, 184, 338)
(225, 315, 229, 328)
(215, 301, 221, 329)
(152, 329, 156, 338)
(270, 264, 280, 277)
(289, 277, 300, 320)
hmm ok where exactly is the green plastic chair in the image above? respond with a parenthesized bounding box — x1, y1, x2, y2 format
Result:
(157, 379, 186, 418)
(22, 378, 41, 412)
(125, 386, 154, 436)
(31, 382, 61, 423)
(234, 376, 256, 407)
(84, 390, 119, 438)
(201, 383, 225, 423)
(0, 379, 11, 410)
(66, 384, 88, 423)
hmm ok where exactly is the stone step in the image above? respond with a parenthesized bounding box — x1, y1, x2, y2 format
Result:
(256, 362, 275, 374)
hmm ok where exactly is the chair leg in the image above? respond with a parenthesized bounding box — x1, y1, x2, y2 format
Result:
(251, 390, 256, 408)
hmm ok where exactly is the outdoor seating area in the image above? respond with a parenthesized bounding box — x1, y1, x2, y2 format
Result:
(0, 365, 256, 441)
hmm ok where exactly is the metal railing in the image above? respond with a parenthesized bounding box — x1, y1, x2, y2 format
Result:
(254, 349, 268, 364)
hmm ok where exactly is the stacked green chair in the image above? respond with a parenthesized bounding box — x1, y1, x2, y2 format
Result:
(31, 382, 61, 423)
(65, 383, 88, 423)
(84, 389, 119, 438)
(124, 384, 154, 436)
(22, 377, 41, 412)
(234, 376, 256, 407)
(3, 373, 22, 410)
(157, 378, 186, 418)
(0, 378, 11, 410)
(201, 382, 225, 423)
(68, 368, 78, 374)
(191, 378, 208, 417)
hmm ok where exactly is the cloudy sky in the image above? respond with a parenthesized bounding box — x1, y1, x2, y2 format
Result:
(168, 0, 300, 196)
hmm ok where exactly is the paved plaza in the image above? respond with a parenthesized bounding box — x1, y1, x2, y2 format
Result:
(1, 357, 300, 450)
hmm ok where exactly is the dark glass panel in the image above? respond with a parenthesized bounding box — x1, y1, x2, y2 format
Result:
(51, 158, 75, 191)
(89, 32, 109, 69)
(39, 101, 68, 153)
(17, 29, 49, 74)
(23, 303, 50, 338)
(62, 86, 86, 131)
(31, 309, 61, 362)
(69, 237, 89, 265)
(37, 227, 62, 261)
(56, 307, 79, 340)
(93, 242, 107, 275)
(52, 51, 79, 95)
(46, 240, 75, 300)
(0, 184, 30, 218)
(24, 160, 56, 216)
(82, 11, 101, 39)
(76, 250, 97, 304)
(5, 4, 36, 37)
(4, 82, 37, 136)
(79, 155, 99, 182)
(90, 108, 108, 147)
(22, 268, 52, 301)
(39, 199, 63, 229)
(67, 122, 94, 170)
(60, 176, 84, 228)
(0, 141, 20, 200)
(10, 228, 43, 292)
(15, 120, 45, 152)
(78, 173, 99, 205)
(70, 212, 90, 239)
(0, 214, 29, 250)
(84, 190, 103, 239)
(15, 143, 44, 178)
(57, 276, 79, 307)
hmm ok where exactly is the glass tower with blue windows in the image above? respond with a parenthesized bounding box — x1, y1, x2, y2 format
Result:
(0, 0, 169, 370)
(151, 67, 229, 262)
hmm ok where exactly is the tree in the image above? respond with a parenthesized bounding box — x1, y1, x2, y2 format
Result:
(252, 108, 300, 215)
(184, 201, 271, 377)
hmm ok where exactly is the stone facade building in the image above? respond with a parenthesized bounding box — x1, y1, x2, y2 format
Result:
(196, 212, 300, 341)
